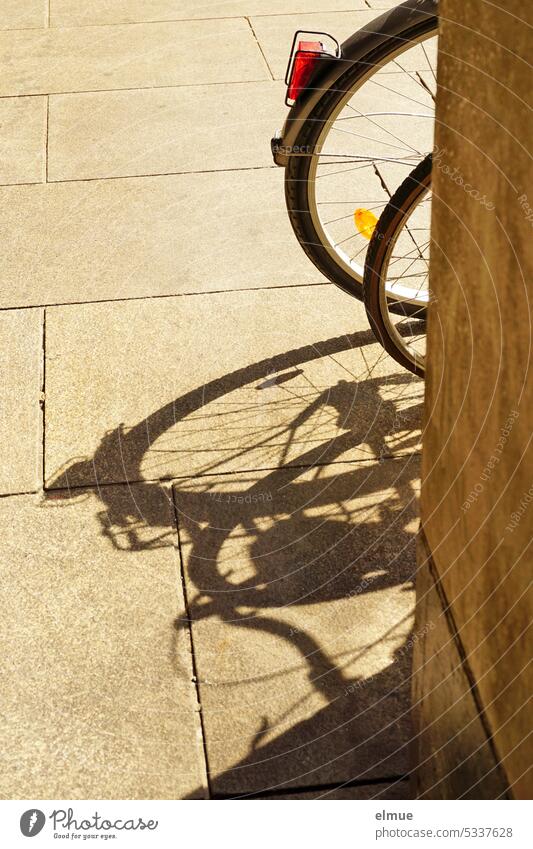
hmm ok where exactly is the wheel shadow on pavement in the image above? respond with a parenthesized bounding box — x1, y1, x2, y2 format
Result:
(44, 326, 423, 798)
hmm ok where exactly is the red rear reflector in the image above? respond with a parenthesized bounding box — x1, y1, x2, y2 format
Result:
(287, 41, 323, 103)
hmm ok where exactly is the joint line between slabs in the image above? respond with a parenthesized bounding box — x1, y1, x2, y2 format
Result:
(171, 486, 212, 799)
(39, 309, 47, 492)
(245, 16, 275, 81)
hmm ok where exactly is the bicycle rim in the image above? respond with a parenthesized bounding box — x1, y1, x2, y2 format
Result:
(308, 26, 437, 306)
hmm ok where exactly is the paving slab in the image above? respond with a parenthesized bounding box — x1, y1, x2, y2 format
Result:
(1, 0, 46, 30)
(0, 96, 46, 185)
(253, 779, 411, 799)
(0, 308, 42, 495)
(43, 287, 423, 490)
(0, 484, 206, 799)
(50, 1, 371, 28)
(174, 457, 418, 794)
(47, 74, 434, 187)
(48, 80, 284, 181)
(0, 18, 268, 97)
(0, 168, 330, 308)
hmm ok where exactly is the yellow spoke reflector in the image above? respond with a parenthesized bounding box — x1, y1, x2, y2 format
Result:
(354, 208, 378, 240)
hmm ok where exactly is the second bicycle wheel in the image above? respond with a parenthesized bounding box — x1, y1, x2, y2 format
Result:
(363, 153, 432, 377)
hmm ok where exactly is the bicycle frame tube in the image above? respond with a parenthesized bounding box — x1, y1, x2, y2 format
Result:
(272, 0, 438, 166)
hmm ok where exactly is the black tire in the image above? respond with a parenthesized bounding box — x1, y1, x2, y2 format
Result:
(285, 9, 437, 312)
(363, 154, 432, 377)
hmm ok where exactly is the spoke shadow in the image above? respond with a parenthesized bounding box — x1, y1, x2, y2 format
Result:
(44, 328, 423, 798)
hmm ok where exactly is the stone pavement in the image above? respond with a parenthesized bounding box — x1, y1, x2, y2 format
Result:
(0, 1, 423, 799)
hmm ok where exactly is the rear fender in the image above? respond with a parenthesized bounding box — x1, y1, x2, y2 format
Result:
(272, 0, 437, 166)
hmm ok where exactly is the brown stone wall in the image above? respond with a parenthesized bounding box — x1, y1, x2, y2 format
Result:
(414, 0, 533, 799)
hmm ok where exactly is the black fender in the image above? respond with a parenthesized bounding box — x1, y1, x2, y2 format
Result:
(272, 0, 438, 166)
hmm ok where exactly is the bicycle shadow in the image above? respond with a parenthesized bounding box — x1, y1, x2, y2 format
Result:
(44, 327, 423, 797)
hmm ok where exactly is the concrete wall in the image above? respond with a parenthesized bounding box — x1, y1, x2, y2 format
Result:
(413, 0, 532, 799)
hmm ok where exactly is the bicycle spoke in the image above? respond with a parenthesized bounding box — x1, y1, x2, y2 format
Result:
(307, 28, 436, 292)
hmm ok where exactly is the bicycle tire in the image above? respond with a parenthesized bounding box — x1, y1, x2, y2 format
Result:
(363, 153, 432, 377)
(285, 5, 438, 314)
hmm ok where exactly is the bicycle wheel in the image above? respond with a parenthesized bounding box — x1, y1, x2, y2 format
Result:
(285, 1, 437, 314)
(363, 153, 432, 377)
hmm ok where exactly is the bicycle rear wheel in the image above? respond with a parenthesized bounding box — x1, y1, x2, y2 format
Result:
(285, 0, 437, 313)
